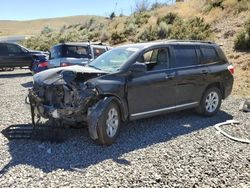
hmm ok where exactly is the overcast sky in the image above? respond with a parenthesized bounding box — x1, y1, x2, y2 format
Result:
(0, 0, 172, 20)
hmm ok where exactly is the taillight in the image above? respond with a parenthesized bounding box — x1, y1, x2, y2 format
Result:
(60, 62, 71, 67)
(227, 65, 234, 75)
(38, 61, 48, 68)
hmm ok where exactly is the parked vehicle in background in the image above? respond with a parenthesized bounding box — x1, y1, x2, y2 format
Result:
(0, 42, 48, 70)
(28, 40, 234, 145)
(48, 42, 111, 68)
(31, 55, 49, 75)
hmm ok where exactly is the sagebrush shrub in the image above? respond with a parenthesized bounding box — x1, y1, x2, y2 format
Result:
(170, 17, 211, 40)
(234, 19, 250, 50)
(157, 12, 179, 25)
(137, 25, 157, 42)
(157, 22, 171, 39)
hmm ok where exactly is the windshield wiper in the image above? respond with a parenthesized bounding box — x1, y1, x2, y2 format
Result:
(88, 65, 102, 71)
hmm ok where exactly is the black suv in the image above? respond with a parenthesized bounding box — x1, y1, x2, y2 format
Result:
(28, 40, 234, 145)
(0, 42, 48, 70)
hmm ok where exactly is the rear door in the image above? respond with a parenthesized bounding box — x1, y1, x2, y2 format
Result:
(0, 43, 9, 67)
(5, 43, 32, 67)
(200, 45, 231, 94)
(127, 46, 176, 118)
(172, 45, 209, 105)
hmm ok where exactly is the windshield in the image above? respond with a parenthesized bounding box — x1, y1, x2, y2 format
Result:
(89, 47, 138, 73)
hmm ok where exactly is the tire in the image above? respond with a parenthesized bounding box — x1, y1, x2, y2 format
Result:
(96, 101, 121, 145)
(196, 87, 222, 117)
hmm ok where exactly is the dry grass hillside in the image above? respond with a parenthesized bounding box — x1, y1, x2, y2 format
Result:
(0, 15, 108, 36)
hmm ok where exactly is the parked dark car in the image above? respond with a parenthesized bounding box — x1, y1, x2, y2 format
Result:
(0, 42, 48, 70)
(31, 55, 49, 75)
(48, 42, 111, 68)
(28, 40, 234, 145)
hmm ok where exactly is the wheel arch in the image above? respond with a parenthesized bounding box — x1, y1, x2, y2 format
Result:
(87, 95, 128, 141)
(99, 94, 129, 122)
(202, 82, 225, 101)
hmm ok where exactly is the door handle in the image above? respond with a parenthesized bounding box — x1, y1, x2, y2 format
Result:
(165, 73, 175, 79)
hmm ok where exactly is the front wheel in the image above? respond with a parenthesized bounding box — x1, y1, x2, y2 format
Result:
(196, 87, 222, 117)
(96, 102, 121, 145)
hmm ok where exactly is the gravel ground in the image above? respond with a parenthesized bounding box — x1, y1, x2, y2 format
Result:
(0, 69, 249, 188)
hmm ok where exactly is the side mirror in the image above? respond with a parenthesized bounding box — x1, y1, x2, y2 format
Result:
(130, 62, 147, 73)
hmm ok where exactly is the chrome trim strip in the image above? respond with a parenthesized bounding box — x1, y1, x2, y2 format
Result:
(131, 102, 199, 117)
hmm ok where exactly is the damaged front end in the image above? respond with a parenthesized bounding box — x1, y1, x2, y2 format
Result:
(28, 66, 106, 124)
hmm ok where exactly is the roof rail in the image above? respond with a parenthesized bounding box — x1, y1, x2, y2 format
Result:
(167, 40, 215, 44)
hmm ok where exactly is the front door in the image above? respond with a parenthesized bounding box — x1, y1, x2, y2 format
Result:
(127, 47, 176, 118)
(6, 43, 32, 67)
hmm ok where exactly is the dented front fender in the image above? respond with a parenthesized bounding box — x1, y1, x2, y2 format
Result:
(87, 97, 116, 140)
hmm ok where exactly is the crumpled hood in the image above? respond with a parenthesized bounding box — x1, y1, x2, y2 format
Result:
(33, 65, 106, 85)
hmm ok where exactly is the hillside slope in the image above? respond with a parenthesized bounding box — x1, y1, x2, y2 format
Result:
(212, 12, 250, 96)
(0, 15, 108, 36)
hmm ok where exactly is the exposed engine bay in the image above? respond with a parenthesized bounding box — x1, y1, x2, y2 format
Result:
(28, 65, 107, 124)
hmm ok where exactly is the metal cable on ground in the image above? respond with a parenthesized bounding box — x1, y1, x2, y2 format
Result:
(214, 120, 250, 144)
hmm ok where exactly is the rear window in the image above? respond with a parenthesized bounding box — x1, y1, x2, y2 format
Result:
(93, 47, 107, 58)
(50, 45, 91, 59)
(173, 45, 198, 68)
(65, 45, 90, 59)
(200, 46, 219, 64)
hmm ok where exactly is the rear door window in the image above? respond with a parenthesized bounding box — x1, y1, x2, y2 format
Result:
(200, 46, 219, 64)
(173, 45, 198, 68)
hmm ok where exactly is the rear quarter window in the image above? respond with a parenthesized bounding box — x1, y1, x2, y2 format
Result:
(50, 45, 62, 59)
(200, 46, 220, 64)
(93, 47, 107, 58)
(173, 45, 198, 68)
(216, 47, 228, 62)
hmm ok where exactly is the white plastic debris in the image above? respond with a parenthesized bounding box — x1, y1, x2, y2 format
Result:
(214, 120, 250, 144)
(47, 148, 52, 154)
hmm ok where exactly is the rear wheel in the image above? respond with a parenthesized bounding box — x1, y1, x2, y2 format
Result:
(196, 87, 222, 116)
(96, 102, 121, 145)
